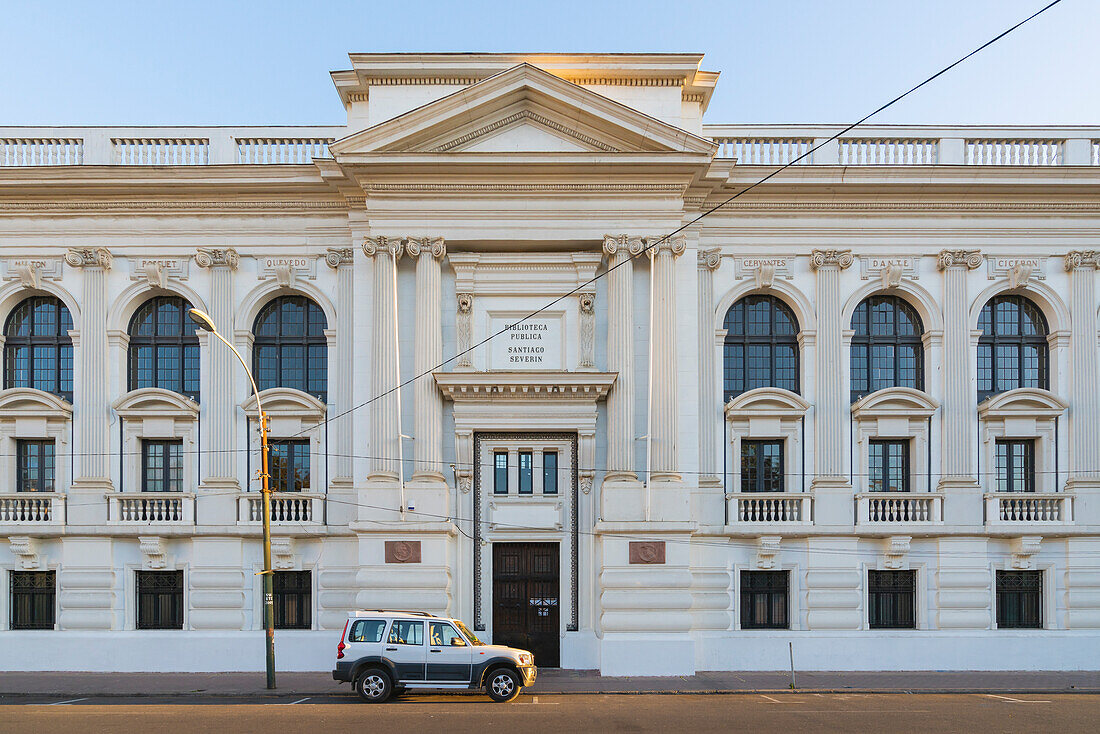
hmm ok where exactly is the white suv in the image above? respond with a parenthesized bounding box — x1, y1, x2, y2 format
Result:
(332, 610, 537, 703)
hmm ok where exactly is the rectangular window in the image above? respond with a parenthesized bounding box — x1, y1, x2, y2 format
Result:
(518, 452, 533, 494)
(868, 440, 910, 492)
(269, 440, 310, 492)
(740, 571, 789, 629)
(10, 571, 55, 630)
(17, 439, 55, 492)
(273, 570, 311, 630)
(136, 570, 184, 630)
(996, 571, 1042, 629)
(142, 439, 183, 493)
(995, 439, 1035, 492)
(543, 451, 558, 495)
(741, 440, 784, 493)
(868, 570, 915, 629)
(494, 452, 509, 495)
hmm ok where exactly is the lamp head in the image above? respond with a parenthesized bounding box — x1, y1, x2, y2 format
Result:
(187, 308, 216, 332)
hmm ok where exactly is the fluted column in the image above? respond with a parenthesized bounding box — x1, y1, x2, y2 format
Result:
(364, 236, 403, 481)
(649, 235, 686, 481)
(408, 237, 446, 483)
(810, 249, 853, 483)
(603, 235, 642, 482)
(697, 248, 722, 484)
(1065, 251, 1100, 490)
(326, 247, 355, 483)
(938, 249, 983, 484)
(67, 248, 113, 489)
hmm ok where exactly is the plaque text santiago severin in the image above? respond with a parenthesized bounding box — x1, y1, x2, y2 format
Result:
(490, 317, 562, 369)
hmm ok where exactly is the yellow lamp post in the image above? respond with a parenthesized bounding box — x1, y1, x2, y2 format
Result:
(188, 308, 276, 690)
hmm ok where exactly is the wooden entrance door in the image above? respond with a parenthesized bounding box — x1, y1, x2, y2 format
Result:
(492, 542, 560, 667)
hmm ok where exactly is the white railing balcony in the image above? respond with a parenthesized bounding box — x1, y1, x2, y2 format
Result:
(113, 138, 209, 165)
(727, 492, 812, 525)
(856, 493, 944, 525)
(107, 493, 194, 524)
(711, 137, 813, 165)
(966, 138, 1062, 165)
(239, 492, 324, 525)
(0, 493, 65, 524)
(1, 138, 83, 166)
(237, 137, 333, 163)
(985, 493, 1073, 525)
(839, 138, 938, 165)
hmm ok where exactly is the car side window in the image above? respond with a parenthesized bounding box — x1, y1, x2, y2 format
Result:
(429, 622, 466, 647)
(387, 620, 424, 646)
(350, 619, 386, 643)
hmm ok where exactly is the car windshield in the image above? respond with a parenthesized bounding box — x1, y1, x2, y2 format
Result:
(452, 619, 483, 646)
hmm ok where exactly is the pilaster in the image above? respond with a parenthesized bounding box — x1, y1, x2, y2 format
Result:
(363, 236, 403, 484)
(697, 248, 721, 485)
(325, 247, 356, 485)
(647, 235, 685, 486)
(408, 237, 447, 495)
(1064, 251, 1100, 519)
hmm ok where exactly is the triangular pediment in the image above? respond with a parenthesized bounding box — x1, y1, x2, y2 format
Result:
(329, 63, 716, 157)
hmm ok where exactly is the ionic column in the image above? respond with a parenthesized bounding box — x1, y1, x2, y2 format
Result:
(364, 236, 403, 481)
(648, 235, 686, 481)
(938, 249, 983, 485)
(810, 249, 853, 483)
(325, 247, 355, 483)
(697, 248, 722, 483)
(66, 248, 113, 490)
(603, 234, 642, 482)
(194, 248, 240, 483)
(408, 237, 446, 482)
(1065, 251, 1100, 490)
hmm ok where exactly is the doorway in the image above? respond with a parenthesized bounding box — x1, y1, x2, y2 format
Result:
(492, 542, 560, 667)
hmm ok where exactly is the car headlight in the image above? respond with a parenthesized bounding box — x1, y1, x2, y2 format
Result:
(518, 653, 533, 666)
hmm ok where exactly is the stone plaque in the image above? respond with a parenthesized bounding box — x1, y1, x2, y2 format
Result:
(384, 540, 421, 564)
(628, 541, 666, 565)
(489, 316, 563, 370)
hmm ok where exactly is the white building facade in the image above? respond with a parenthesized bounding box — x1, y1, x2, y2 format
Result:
(1, 53, 1099, 674)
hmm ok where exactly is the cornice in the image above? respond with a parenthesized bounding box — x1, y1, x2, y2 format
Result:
(0, 200, 348, 213)
(365, 183, 686, 194)
(701, 201, 1100, 213)
(433, 370, 617, 401)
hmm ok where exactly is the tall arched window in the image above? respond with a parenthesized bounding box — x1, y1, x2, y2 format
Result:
(253, 296, 327, 402)
(128, 296, 200, 400)
(977, 294, 1048, 402)
(723, 295, 800, 400)
(3, 296, 74, 401)
(850, 295, 924, 403)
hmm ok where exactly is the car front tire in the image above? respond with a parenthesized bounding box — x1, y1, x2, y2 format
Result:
(485, 668, 522, 703)
(355, 668, 393, 703)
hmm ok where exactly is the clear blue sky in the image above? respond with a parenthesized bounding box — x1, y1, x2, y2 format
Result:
(0, 0, 1094, 126)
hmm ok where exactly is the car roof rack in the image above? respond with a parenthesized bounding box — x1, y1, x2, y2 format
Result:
(353, 609, 436, 618)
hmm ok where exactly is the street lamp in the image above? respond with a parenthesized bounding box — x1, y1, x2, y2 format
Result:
(188, 308, 277, 690)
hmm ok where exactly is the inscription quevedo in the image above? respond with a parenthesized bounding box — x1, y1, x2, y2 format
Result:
(491, 317, 561, 369)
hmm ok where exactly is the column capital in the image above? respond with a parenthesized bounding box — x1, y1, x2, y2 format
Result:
(1065, 250, 1100, 271)
(194, 247, 239, 270)
(406, 236, 446, 259)
(65, 247, 112, 270)
(645, 234, 686, 259)
(810, 249, 854, 270)
(324, 247, 355, 268)
(937, 249, 982, 271)
(602, 234, 646, 258)
(698, 248, 722, 271)
(363, 236, 404, 259)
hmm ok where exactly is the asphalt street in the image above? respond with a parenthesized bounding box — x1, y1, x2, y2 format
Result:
(2, 693, 1098, 734)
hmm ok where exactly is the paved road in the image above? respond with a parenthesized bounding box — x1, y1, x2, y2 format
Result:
(2, 693, 1097, 733)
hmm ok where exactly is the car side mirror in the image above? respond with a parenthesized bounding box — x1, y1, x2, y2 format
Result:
(451, 638, 466, 646)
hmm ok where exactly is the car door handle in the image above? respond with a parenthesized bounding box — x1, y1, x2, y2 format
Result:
(385, 647, 397, 651)
(430, 649, 441, 653)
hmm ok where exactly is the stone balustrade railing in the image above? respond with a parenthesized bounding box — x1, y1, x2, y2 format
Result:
(239, 492, 323, 524)
(107, 493, 194, 524)
(985, 493, 1073, 525)
(727, 492, 812, 525)
(0, 493, 65, 524)
(856, 493, 944, 524)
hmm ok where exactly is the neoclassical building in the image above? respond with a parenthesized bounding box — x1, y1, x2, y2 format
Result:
(0, 53, 1098, 674)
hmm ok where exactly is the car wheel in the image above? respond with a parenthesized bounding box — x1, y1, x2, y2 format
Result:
(485, 668, 521, 703)
(355, 668, 393, 703)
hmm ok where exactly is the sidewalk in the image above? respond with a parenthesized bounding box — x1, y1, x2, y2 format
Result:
(2, 670, 1098, 696)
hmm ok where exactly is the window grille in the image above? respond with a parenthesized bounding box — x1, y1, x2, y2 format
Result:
(10, 571, 55, 630)
(136, 570, 184, 630)
(273, 570, 312, 629)
(3, 296, 74, 401)
(996, 571, 1042, 629)
(868, 570, 915, 629)
(740, 571, 789, 629)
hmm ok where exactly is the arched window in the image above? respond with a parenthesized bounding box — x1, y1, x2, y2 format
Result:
(253, 296, 328, 402)
(978, 295, 1049, 402)
(850, 295, 924, 403)
(723, 295, 800, 400)
(3, 296, 74, 401)
(128, 296, 200, 400)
